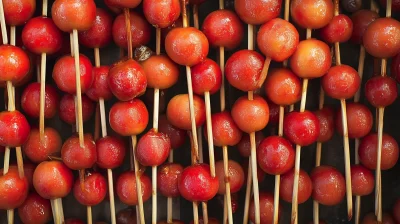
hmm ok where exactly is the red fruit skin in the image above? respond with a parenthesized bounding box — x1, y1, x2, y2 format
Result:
(22, 16, 63, 54)
(109, 99, 149, 136)
(96, 136, 126, 169)
(359, 133, 399, 170)
(23, 163, 35, 188)
(59, 94, 95, 125)
(237, 132, 264, 158)
(33, 161, 74, 199)
(116, 171, 152, 205)
(322, 65, 361, 99)
(21, 83, 59, 118)
(362, 213, 396, 224)
(311, 166, 346, 206)
(166, 94, 206, 130)
(0, 166, 29, 209)
(3, 0, 35, 26)
(290, 0, 333, 29)
(249, 192, 281, 224)
(178, 163, 219, 202)
(257, 136, 295, 175)
(106, 0, 142, 8)
(380, 0, 400, 11)
(336, 102, 373, 139)
(86, 66, 113, 101)
(283, 110, 320, 146)
(53, 54, 94, 94)
(268, 101, 280, 125)
(231, 95, 269, 133)
(18, 192, 52, 224)
(73, 172, 107, 206)
(365, 76, 398, 108)
(351, 164, 374, 196)
(112, 11, 151, 49)
(265, 68, 301, 106)
(225, 50, 265, 92)
(280, 168, 312, 204)
(143, 0, 181, 28)
(65, 219, 85, 224)
(210, 111, 242, 147)
(136, 129, 171, 166)
(290, 39, 332, 79)
(313, 106, 335, 142)
(215, 160, 244, 194)
(61, 134, 97, 170)
(23, 127, 62, 163)
(393, 199, 400, 224)
(108, 59, 147, 101)
(202, 9, 244, 49)
(234, 0, 281, 25)
(51, 0, 96, 32)
(0, 110, 31, 147)
(257, 18, 299, 61)
(191, 58, 222, 95)
(319, 14, 353, 43)
(141, 55, 179, 90)
(116, 207, 137, 224)
(350, 10, 379, 44)
(157, 163, 183, 197)
(159, 114, 186, 149)
(165, 27, 209, 66)
(78, 8, 113, 48)
(0, 45, 30, 84)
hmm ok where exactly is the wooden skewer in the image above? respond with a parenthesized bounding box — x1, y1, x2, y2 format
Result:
(131, 135, 145, 223)
(87, 206, 93, 224)
(222, 145, 233, 224)
(243, 156, 252, 224)
(58, 198, 65, 223)
(205, 91, 216, 177)
(39, 0, 48, 141)
(51, 199, 61, 224)
(0, 0, 7, 45)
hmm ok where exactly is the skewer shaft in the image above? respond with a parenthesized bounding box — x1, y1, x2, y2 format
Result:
(39, 53, 47, 140)
(205, 92, 215, 177)
(87, 206, 92, 224)
(131, 135, 145, 223)
(107, 169, 117, 224)
(222, 146, 233, 224)
(152, 166, 157, 224)
(243, 157, 252, 224)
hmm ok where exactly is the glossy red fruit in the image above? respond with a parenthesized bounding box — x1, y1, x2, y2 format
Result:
(51, 0, 96, 32)
(362, 213, 396, 224)
(235, 0, 282, 25)
(112, 11, 151, 49)
(319, 14, 353, 43)
(22, 16, 63, 54)
(21, 83, 59, 118)
(359, 133, 399, 170)
(202, 9, 244, 49)
(257, 18, 299, 62)
(267, 101, 281, 125)
(0, 110, 31, 147)
(237, 132, 264, 158)
(159, 115, 186, 149)
(86, 66, 113, 101)
(0, 166, 29, 209)
(59, 94, 95, 125)
(0, 45, 30, 84)
(61, 134, 97, 170)
(96, 136, 126, 169)
(33, 161, 74, 199)
(350, 10, 379, 44)
(73, 172, 107, 206)
(116, 207, 137, 224)
(215, 160, 244, 194)
(106, 0, 142, 9)
(284, 110, 320, 146)
(143, 0, 181, 28)
(231, 95, 269, 133)
(225, 50, 265, 91)
(290, 39, 331, 79)
(336, 102, 372, 139)
(311, 166, 346, 206)
(18, 192, 52, 224)
(249, 192, 281, 224)
(53, 54, 93, 94)
(265, 68, 301, 106)
(79, 8, 113, 48)
(351, 164, 374, 196)
(209, 111, 242, 147)
(157, 163, 183, 197)
(178, 163, 219, 202)
(23, 127, 62, 163)
(166, 94, 206, 130)
(191, 58, 222, 95)
(365, 76, 398, 108)
(108, 59, 147, 101)
(322, 65, 360, 99)
(136, 129, 171, 166)
(393, 198, 400, 223)
(280, 169, 312, 203)
(116, 171, 152, 205)
(165, 27, 209, 66)
(110, 99, 149, 136)
(314, 107, 335, 142)
(3, 0, 35, 26)
(291, 0, 334, 29)
(141, 55, 179, 90)
(257, 136, 295, 175)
